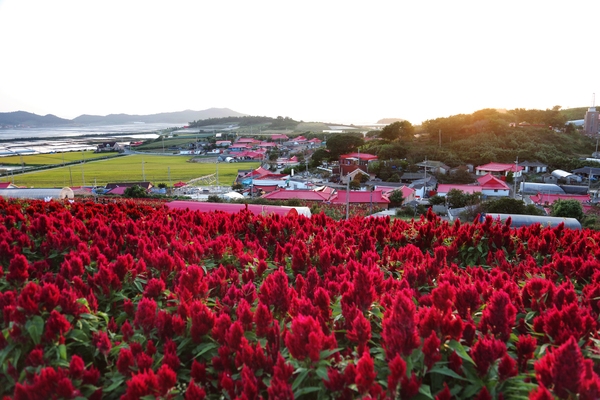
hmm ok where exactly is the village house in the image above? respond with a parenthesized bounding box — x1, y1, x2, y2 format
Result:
(416, 160, 451, 175)
(96, 142, 123, 153)
(477, 173, 511, 197)
(329, 189, 390, 209)
(339, 153, 378, 176)
(518, 160, 548, 174)
(436, 184, 482, 197)
(378, 185, 416, 205)
(475, 162, 523, 178)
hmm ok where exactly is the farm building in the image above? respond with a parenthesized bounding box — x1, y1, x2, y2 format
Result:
(0, 187, 74, 200)
(481, 213, 581, 230)
(551, 169, 582, 183)
(165, 200, 311, 217)
(520, 182, 565, 195)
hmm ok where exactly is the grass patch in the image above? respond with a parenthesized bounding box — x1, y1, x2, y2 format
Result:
(0, 151, 113, 166)
(10, 155, 260, 188)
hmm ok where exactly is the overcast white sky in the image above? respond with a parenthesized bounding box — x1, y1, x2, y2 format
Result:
(0, 0, 598, 125)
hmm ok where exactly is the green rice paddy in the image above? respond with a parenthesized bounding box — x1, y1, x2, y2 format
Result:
(6, 154, 260, 188)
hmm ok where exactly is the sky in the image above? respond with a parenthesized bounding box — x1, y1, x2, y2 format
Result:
(1, 0, 599, 125)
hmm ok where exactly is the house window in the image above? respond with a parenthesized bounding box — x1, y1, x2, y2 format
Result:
(494, 189, 498, 192)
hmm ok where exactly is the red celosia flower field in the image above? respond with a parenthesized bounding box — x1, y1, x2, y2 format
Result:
(2, 198, 600, 399)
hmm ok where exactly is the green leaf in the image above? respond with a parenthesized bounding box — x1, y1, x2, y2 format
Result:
(103, 377, 125, 393)
(446, 340, 475, 365)
(462, 383, 483, 399)
(97, 311, 110, 326)
(292, 369, 309, 391)
(315, 366, 329, 381)
(177, 337, 192, 352)
(418, 384, 434, 399)
(294, 386, 321, 398)
(428, 365, 468, 381)
(0, 343, 16, 368)
(194, 342, 219, 357)
(59, 344, 67, 360)
(67, 329, 88, 343)
(319, 348, 342, 360)
(26, 315, 44, 345)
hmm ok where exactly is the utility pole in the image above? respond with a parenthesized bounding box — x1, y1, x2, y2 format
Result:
(216, 160, 219, 188)
(69, 167, 73, 186)
(142, 158, 146, 181)
(512, 158, 518, 199)
(345, 172, 350, 220)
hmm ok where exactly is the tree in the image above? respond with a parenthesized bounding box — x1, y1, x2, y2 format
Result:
(388, 189, 404, 206)
(446, 189, 482, 208)
(551, 199, 584, 220)
(326, 133, 364, 159)
(310, 148, 330, 167)
(349, 180, 361, 190)
(380, 121, 415, 141)
(428, 195, 446, 206)
(207, 194, 223, 203)
(123, 185, 149, 198)
(268, 149, 280, 162)
(482, 197, 543, 215)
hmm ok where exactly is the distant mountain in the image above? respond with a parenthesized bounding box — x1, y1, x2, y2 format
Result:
(0, 108, 247, 127)
(0, 111, 71, 126)
(72, 108, 247, 125)
(377, 118, 405, 125)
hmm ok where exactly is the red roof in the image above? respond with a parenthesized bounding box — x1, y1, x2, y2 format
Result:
(106, 187, 128, 195)
(340, 153, 378, 161)
(330, 190, 389, 204)
(173, 181, 187, 188)
(262, 189, 332, 201)
(308, 138, 322, 143)
(235, 151, 265, 159)
(476, 162, 523, 173)
(236, 138, 257, 143)
(254, 185, 280, 193)
(244, 166, 272, 179)
(530, 193, 590, 205)
(272, 134, 289, 140)
(436, 184, 483, 194)
(0, 182, 16, 189)
(477, 173, 510, 190)
(379, 185, 416, 199)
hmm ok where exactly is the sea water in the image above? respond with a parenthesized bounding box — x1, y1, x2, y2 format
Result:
(0, 123, 180, 156)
